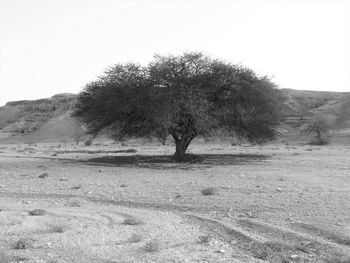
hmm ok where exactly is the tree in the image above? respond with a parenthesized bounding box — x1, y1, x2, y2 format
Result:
(302, 118, 330, 145)
(74, 52, 282, 161)
(73, 130, 84, 146)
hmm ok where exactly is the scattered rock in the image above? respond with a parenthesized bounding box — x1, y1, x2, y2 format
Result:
(276, 187, 282, 193)
(98, 169, 104, 172)
(38, 173, 49, 178)
(120, 184, 128, 188)
(290, 254, 299, 259)
(201, 187, 220, 196)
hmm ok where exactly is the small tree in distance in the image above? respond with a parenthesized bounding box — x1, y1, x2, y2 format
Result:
(302, 118, 330, 145)
(74, 52, 282, 161)
(73, 130, 84, 146)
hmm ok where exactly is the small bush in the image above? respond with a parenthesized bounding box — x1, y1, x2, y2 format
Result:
(13, 238, 32, 250)
(48, 225, 65, 233)
(250, 242, 269, 260)
(123, 218, 143, 225)
(84, 139, 92, 146)
(144, 239, 160, 253)
(201, 187, 219, 196)
(69, 200, 81, 207)
(198, 234, 212, 244)
(28, 209, 46, 216)
(309, 137, 329, 145)
(128, 233, 143, 243)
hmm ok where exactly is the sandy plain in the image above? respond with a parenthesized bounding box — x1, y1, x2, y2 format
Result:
(0, 141, 349, 263)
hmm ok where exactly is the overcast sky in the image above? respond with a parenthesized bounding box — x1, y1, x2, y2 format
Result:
(0, 0, 349, 106)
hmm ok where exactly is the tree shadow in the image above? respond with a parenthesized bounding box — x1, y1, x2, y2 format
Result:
(82, 154, 269, 170)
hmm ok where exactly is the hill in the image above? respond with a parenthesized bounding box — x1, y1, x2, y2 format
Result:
(0, 93, 85, 143)
(0, 89, 349, 143)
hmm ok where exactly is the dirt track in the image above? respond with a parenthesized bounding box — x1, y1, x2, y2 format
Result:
(0, 142, 349, 262)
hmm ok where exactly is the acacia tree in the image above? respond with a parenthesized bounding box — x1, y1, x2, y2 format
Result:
(302, 118, 330, 145)
(74, 52, 282, 161)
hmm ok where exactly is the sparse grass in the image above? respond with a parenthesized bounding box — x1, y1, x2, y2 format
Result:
(144, 239, 161, 253)
(201, 187, 219, 196)
(123, 218, 143, 225)
(28, 209, 46, 216)
(128, 233, 143, 243)
(13, 238, 32, 250)
(325, 256, 350, 263)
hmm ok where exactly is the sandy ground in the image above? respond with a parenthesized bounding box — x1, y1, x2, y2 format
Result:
(0, 141, 349, 263)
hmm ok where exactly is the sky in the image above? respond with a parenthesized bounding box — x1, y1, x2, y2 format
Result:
(0, 0, 349, 106)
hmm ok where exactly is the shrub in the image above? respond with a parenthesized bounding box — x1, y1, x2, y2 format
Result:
(84, 139, 92, 146)
(123, 218, 143, 225)
(68, 200, 81, 207)
(13, 238, 32, 250)
(48, 225, 65, 233)
(28, 209, 46, 216)
(198, 234, 213, 244)
(128, 233, 143, 243)
(309, 136, 329, 145)
(144, 239, 160, 253)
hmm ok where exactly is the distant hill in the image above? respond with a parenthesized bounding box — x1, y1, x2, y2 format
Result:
(0, 89, 349, 143)
(0, 93, 84, 143)
(280, 89, 349, 127)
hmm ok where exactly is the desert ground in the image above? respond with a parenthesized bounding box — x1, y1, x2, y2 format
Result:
(0, 140, 349, 263)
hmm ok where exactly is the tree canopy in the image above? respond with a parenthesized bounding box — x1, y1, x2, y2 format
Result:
(74, 52, 282, 161)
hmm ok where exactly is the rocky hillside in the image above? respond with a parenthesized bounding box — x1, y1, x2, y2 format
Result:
(0, 93, 84, 143)
(0, 89, 349, 143)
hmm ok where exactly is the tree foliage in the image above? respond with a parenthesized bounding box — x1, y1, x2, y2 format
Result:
(74, 52, 282, 161)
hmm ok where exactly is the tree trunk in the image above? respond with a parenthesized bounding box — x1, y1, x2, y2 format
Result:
(173, 136, 193, 162)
